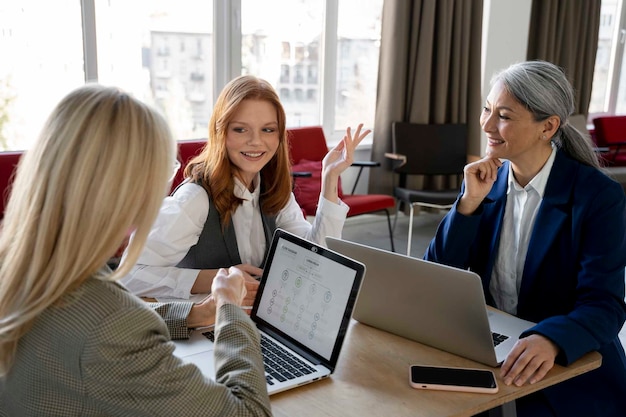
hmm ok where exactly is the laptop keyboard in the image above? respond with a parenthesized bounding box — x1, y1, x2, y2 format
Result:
(199, 330, 316, 385)
(492, 331, 509, 347)
(201, 330, 215, 341)
(260, 334, 316, 385)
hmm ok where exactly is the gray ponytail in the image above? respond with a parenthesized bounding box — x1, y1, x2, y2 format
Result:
(554, 123, 601, 169)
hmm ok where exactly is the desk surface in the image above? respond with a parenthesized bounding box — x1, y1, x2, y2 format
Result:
(270, 320, 601, 417)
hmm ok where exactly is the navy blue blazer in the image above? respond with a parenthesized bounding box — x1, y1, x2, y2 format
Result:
(425, 150, 626, 417)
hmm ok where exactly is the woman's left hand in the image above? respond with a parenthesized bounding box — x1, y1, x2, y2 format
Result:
(500, 334, 559, 386)
(187, 294, 217, 328)
(321, 123, 371, 203)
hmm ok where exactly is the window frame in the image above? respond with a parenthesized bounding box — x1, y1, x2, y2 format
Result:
(590, 0, 626, 120)
(605, 1, 626, 114)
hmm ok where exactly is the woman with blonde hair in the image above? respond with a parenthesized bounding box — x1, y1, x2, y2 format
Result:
(0, 84, 272, 416)
(122, 75, 369, 299)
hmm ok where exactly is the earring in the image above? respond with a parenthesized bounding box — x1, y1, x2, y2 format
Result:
(542, 135, 547, 140)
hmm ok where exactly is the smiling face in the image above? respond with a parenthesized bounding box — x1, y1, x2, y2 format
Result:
(480, 80, 554, 175)
(225, 99, 280, 188)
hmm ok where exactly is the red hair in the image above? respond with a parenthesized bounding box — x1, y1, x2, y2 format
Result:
(185, 75, 292, 227)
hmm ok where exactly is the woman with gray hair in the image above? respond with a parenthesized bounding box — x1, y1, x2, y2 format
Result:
(0, 84, 272, 416)
(426, 60, 626, 416)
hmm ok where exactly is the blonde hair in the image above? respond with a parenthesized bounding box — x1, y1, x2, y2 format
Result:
(185, 75, 292, 227)
(0, 84, 175, 376)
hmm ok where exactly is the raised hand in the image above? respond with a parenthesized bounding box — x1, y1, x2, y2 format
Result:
(321, 123, 371, 203)
(457, 156, 503, 215)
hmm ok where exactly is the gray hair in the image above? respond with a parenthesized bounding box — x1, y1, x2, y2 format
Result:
(492, 60, 600, 168)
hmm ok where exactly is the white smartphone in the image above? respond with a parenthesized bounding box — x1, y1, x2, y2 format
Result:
(409, 364, 499, 394)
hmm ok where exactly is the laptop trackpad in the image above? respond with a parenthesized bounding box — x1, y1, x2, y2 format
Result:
(173, 330, 215, 362)
(177, 350, 216, 378)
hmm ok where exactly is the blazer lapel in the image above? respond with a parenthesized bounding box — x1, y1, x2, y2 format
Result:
(519, 151, 574, 300)
(480, 164, 510, 290)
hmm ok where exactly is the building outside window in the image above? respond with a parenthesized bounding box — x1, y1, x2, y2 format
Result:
(241, 0, 383, 138)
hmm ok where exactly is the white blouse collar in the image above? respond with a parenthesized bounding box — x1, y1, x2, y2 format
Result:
(233, 173, 261, 199)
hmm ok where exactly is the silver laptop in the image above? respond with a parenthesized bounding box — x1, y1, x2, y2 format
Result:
(173, 229, 365, 395)
(326, 237, 535, 367)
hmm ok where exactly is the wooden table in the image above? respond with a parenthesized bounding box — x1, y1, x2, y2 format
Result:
(270, 319, 601, 417)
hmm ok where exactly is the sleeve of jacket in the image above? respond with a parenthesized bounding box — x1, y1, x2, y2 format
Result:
(147, 301, 193, 340)
(82, 303, 272, 417)
(424, 183, 484, 269)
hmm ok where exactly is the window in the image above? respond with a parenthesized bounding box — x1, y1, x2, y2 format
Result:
(93, 0, 214, 140)
(294, 65, 304, 84)
(241, 0, 325, 129)
(281, 42, 291, 60)
(307, 65, 318, 84)
(240, 0, 383, 140)
(0, 1, 84, 150)
(0, 0, 382, 151)
(334, 0, 382, 135)
(589, 0, 626, 117)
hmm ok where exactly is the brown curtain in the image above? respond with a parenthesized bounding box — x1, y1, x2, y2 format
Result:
(369, 0, 483, 195)
(526, 0, 601, 116)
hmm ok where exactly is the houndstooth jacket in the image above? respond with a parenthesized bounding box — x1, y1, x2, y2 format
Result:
(0, 276, 272, 417)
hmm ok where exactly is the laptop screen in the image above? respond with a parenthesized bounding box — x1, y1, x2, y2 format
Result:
(252, 229, 364, 363)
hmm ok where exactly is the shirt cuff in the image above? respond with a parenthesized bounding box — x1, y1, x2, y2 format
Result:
(318, 196, 349, 217)
(172, 269, 202, 299)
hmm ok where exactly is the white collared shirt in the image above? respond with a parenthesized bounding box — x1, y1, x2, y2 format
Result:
(121, 174, 349, 299)
(489, 146, 556, 314)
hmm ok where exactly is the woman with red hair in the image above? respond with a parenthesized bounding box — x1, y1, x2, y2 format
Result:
(122, 75, 369, 305)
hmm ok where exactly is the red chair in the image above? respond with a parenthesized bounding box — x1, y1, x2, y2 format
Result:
(0, 151, 23, 220)
(172, 139, 207, 192)
(592, 116, 626, 166)
(288, 126, 396, 252)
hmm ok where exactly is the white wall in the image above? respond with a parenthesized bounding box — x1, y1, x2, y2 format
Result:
(480, 0, 533, 155)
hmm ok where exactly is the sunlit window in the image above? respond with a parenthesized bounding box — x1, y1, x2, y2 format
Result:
(241, 0, 382, 137)
(94, 0, 214, 140)
(0, 1, 84, 150)
(241, 0, 325, 128)
(589, 0, 626, 117)
(0, 0, 382, 151)
(335, 0, 382, 133)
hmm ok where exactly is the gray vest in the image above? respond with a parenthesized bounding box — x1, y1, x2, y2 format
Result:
(175, 182, 277, 269)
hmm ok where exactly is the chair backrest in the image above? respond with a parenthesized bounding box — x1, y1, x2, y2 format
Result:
(592, 116, 626, 147)
(172, 139, 206, 191)
(287, 126, 347, 215)
(391, 122, 467, 175)
(287, 126, 329, 164)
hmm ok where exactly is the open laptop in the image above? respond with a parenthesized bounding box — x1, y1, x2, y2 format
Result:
(172, 229, 365, 395)
(326, 237, 535, 367)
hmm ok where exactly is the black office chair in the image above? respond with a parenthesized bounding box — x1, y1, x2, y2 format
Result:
(386, 122, 467, 255)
